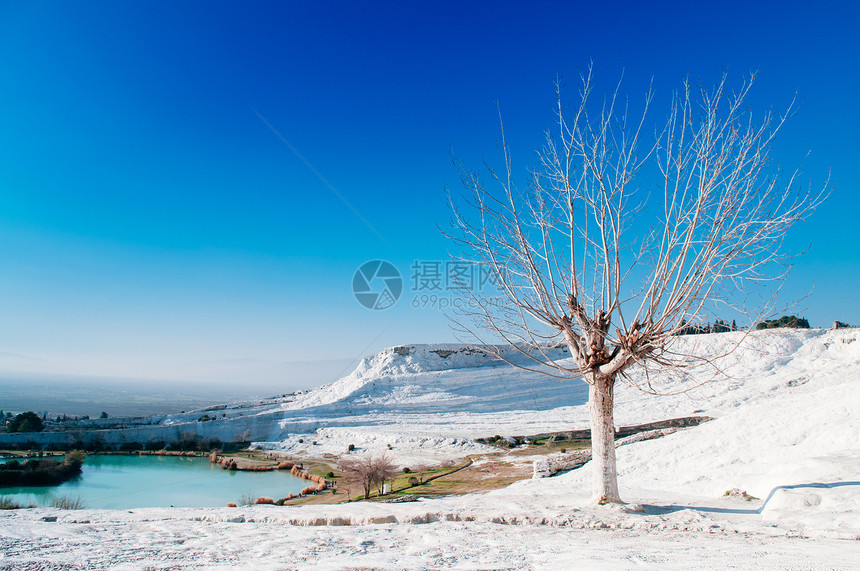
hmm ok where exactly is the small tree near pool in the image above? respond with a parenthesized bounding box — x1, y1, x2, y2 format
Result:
(339, 454, 397, 500)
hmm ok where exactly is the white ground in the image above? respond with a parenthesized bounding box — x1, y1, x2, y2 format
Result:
(1, 328, 858, 569)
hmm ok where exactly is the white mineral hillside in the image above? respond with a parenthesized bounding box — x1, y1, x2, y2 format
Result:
(211, 327, 859, 470)
(206, 328, 860, 534)
(1, 328, 858, 568)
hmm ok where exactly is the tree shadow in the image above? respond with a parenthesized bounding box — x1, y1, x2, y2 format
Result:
(641, 481, 860, 516)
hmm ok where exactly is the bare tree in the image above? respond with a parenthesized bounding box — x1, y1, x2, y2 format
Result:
(339, 453, 397, 500)
(447, 68, 826, 504)
(412, 463, 432, 484)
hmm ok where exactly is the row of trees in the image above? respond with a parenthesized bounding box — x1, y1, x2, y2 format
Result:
(675, 319, 738, 335)
(2, 410, 113, 433)
(1, 410, 113, 433)
(676, 315, 811, 335)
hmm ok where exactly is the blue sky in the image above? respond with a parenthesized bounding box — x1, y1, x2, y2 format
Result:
(0, 1, 857, 389)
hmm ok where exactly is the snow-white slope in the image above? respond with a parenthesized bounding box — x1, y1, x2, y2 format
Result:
(253, 329, 859, 468)
(1, 328, 858, 568)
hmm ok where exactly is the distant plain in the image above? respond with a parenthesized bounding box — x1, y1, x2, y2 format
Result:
(0, 376, 282, 417)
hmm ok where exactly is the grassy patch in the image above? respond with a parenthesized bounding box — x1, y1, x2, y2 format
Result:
(49, 495, 85, 510)
(506, 439, 589, 456)
(366, 459, 528, 500)
(261, 437, 596, 506)
(0, 495, 34, 509)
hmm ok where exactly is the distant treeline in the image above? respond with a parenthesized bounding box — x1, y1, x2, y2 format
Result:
(0, 435, 246, 454)
(2, 411, 114, 434)
(676, 315, 811, 335)
(676, 319, 738, 335)
(0, 450, 85, 487)
(755, 315, 810, 330)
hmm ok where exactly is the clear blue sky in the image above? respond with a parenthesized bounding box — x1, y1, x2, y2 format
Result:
(0, 1, 857, 389)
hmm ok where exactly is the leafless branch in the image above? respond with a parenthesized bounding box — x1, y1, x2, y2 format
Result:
(446, 69, 827, 389)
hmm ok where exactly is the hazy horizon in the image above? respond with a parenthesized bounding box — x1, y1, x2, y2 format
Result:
(0, 355, 356, 417)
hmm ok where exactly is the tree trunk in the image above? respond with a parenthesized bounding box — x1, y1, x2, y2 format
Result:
(588, 373, 621, 503)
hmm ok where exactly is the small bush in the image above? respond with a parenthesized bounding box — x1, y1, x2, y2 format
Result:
(65, 450, 86, 466)
(239, 492, 256, 506)
(0, 496, 26, 509)
(347, 444, 355, 452)
(325, 471, 335, 479)
(403, 467, 411, 474)
(756, 315, 810, 330)
(50, 495, 85, 510)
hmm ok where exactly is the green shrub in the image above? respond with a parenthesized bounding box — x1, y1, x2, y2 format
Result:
(6, 411, 44, 433)
(65, 450, 86, 466)
(0, 450, 85, 486)
(756, 315, 810, 330)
